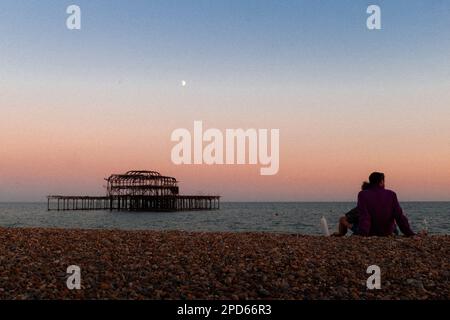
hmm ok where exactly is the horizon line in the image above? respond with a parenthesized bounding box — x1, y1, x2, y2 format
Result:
(2, 200, 450, 204)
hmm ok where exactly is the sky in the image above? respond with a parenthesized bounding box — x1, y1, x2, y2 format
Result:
(0, 0, 449, 201)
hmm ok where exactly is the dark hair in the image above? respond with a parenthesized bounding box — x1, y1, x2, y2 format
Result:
(361, 181, 371, 190)
(369, 172, 385, 186)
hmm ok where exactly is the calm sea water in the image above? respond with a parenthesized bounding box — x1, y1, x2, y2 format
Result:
(0, 202, 448, 235)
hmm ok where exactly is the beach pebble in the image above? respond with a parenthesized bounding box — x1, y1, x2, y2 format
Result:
(0, 227, 448, 300)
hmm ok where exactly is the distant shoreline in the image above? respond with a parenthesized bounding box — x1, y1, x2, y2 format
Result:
(2, 200, 450, 204)
(0, 227, 448, 300)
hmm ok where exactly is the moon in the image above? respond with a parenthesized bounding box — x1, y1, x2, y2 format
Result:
(181, 80, 187, 87)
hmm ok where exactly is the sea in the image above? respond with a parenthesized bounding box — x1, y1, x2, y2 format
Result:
(0, 202, 448, 235)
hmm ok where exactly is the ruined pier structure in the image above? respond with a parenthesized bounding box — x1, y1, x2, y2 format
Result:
(48, 170, 220, 211)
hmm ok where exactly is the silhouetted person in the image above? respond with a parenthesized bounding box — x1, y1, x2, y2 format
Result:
(333, 182, 371, 236)
(357, 172, 415, 237)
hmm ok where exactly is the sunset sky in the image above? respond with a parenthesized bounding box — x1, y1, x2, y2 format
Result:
(1, 0, 449, 201)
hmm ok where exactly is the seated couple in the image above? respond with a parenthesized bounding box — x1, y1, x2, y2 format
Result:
(333, 172, 424, 237)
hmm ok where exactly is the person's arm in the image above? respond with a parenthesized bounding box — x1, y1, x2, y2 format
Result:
(357, 192, 371, 236)
(392, 193, 415, 237)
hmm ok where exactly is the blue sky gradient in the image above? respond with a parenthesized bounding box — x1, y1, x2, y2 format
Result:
(1, 0, 449, 88)
(1, 1, 450, 201)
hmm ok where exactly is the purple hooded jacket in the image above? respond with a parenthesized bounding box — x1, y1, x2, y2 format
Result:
(357, 186, 415, 237)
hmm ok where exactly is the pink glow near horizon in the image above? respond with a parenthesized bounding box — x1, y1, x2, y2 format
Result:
(1, 78, 450, 201)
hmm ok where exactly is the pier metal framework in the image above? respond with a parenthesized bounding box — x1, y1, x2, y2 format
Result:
(106, 170, 179, 196)
(48, 170, 220, 212)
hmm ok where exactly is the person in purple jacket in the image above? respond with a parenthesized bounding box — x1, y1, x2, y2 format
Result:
(356, 172, 415, 237)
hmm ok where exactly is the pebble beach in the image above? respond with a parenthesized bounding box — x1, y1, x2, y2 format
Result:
(0, 227, 448, 300)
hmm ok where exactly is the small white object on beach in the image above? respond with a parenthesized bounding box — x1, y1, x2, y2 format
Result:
(181, 80, 187, 87)
(423, 218, 429, 233)
(320, 216, 330, 236)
